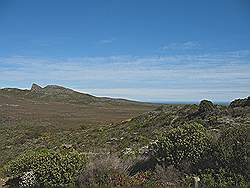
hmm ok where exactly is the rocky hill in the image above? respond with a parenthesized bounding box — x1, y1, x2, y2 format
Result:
(0, 83, 149, 105)
(0, 84, 157, 129)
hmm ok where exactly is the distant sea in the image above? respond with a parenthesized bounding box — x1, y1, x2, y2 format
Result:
(152, 101, 230, 106)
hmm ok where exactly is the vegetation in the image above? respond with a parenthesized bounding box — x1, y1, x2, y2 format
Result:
(3, 122, 248, 187)
(76, 155, 155, 187)
(149, 123, 210, 170)
(3, 149, 87, 187)
(149, 123, 248, 187)
(0, 86, 249, 187)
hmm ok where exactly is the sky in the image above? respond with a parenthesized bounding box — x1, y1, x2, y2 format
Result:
(0, 0, 250, 102)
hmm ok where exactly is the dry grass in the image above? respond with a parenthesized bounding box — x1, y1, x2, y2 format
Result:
(0, 95, 156, 129)
(76, 154, 130, 187)
(153, 165, 181, 187)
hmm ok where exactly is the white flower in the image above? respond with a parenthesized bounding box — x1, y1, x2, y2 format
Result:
(20, 171, 37, 187)
(123, 147, 135, 156)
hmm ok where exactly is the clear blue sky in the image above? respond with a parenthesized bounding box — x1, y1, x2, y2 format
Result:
(0, 0, 250, 102)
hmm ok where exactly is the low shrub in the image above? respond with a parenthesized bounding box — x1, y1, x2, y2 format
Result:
(199, 100, 215, 113)
(129, 171, 156, 187)
(128, 155, 157, 175)
(152, 165, 181, 187)
(76, 154, 130, 187)
(199, 168, 248, 187)
(76, 154, 158, 187)
(3, 149, 87, 187)
(215, 124, 248, 177)
(149, 122, 210, 172)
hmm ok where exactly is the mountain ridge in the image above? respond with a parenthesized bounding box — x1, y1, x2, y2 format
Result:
(0, 83, 158, 129)
(0, 83, 154, 106)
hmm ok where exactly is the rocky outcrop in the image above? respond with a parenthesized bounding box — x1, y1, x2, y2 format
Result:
(30, 83, 42, 92)
(183, 100, 219, 121)
(198, 100, 215, 113)
(229, 97, 250, 108)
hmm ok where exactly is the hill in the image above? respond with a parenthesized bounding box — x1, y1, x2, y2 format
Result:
(0, 83, 157, 129)
(1, 83, 153, 105)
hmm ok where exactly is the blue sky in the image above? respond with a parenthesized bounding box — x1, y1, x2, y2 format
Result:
(0, 0, 250, 102)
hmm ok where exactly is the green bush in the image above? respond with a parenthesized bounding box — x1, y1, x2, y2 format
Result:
(200, 168, 248, 187)
(216, 125, 248, 177)
(180, 123, 249, 187)
(196, 124, 249, 187)
(199, 99, 215, 112)
(198, 125, 248, 171)
(3, 149, 87, 187)
(182, 169, 248, 188)
(136, 122, 249, 187)
(149, 122, 210, 171)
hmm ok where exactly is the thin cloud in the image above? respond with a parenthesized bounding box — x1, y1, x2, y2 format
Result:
(161, 41, 201, 51)
(0, 50, 249, 102)
(98, 38, 115, 44)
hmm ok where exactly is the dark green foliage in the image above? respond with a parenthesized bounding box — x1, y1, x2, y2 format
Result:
(149, 123, 210, 171)
(3, 149, 87, 187)
(199, 168, 248, 187)
(215, 125, 248, 176)
(199, 100, 215, 112)
(196, 124, 249, 186)
(229, 96, 250, 108)
(128, 156, 157, 175)
(149, 122, 249, 187)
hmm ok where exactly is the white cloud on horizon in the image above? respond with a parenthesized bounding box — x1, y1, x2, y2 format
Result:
(0, 50, 249, 102)
(76, 88, 249, 102)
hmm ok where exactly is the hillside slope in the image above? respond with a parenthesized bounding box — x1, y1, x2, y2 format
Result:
(1, 94, 249, 168)
(0, 84, 157, 128)
(1, 83, 152, 105)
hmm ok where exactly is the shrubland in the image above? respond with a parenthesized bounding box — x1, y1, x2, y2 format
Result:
(0, 96, 249, 187)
